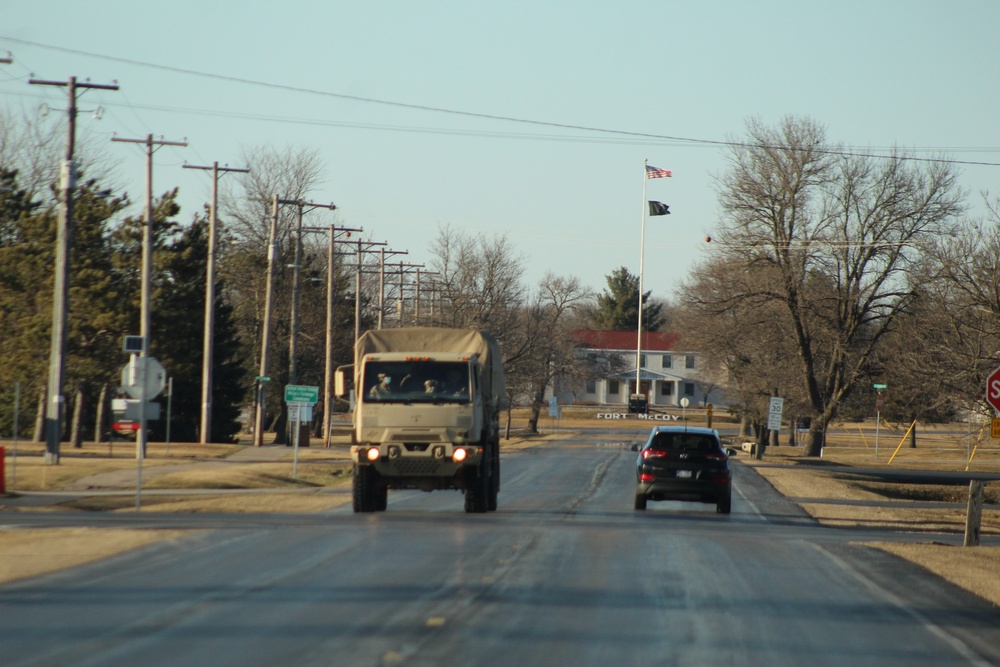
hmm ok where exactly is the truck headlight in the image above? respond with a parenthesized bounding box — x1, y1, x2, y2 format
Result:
(366, 447, 381, 462)
(452, 448, 468, 463)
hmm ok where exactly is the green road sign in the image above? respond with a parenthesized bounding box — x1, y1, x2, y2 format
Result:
(284, 384, 319, 404)
(256, 376, 271, 382)
(873, 383, 888, 389)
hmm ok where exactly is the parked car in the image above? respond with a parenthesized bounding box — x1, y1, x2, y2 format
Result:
(634, 425, 732, 514)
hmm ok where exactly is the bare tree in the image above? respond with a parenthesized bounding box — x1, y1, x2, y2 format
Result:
(504, 273, 593, 433)
(676, 255, 807, 442)
(426, 224, 527, 338)
(712, 116, 964, 455)
(220, 143, 325, 249)
(0, 103, 118, 204)
(890, 195, 1000, 422)
(217, 144, 327, 441)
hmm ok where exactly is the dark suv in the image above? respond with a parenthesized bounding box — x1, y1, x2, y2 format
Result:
(634, 425, 732, 514)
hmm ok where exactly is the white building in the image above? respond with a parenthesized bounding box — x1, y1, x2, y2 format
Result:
(555, 329, 727, 409)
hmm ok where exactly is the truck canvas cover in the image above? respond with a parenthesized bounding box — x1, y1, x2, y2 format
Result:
(355, 327, 505, 408)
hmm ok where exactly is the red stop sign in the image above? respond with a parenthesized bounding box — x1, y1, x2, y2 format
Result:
(987, 366, 1000, 412)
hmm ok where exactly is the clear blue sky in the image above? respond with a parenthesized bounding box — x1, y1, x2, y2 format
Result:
(3, 1, 998, 301)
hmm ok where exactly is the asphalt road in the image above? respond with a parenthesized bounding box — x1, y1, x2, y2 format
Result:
(3, 437, 1000, 666)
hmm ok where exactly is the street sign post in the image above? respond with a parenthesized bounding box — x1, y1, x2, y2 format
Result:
(873, 380, 888, 462)
(121, 356, 167, 400)
(767, 397, 784, 431)
(284, 386, 319, 478)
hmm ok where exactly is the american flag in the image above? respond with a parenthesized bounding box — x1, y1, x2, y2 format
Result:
(645, 165, 672, 179)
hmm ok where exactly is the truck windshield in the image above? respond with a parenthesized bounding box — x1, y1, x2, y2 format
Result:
(364, 361, 470, 404)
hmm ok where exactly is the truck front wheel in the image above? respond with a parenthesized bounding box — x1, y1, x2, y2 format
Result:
(488, 444, 499, 511)
(353, 464, 381, 513)
(463, 463, 490, 514)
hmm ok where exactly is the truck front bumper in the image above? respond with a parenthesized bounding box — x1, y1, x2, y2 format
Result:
(351, 444, 484, 491)
(351, 444, 483, 475)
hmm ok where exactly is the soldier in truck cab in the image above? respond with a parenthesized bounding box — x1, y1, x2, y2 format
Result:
(369, 373, 392, 398)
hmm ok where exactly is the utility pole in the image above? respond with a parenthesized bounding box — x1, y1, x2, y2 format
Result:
(414, 269, 439, 325)
(303, 224, 362, 447)
(182, 162, 249, 444)
(388, 261, 426, 326)
(377, 248, 408, 329)
(112, 134, 187, 459)
(254, 196, 281, 446)
(285, 200, 336, 450)
(283, 200, 337, 386)
(253, 197, 337, 445)
(30, 75, 119, 464)
(352, 239, 388, 342)
(113, 135, 188, 346)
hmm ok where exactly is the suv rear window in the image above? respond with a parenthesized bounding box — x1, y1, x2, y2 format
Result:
(649, 433, 717, 452)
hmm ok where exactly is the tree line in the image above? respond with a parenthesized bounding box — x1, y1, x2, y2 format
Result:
(7, 108, 988, 455)
(0, 106, 668, 444)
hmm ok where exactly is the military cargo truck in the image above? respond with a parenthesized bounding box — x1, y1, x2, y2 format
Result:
(336, 327, 504, 513)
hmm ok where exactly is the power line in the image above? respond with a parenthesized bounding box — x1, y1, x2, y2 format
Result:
(5, 36, 999, 168)
(7, 88, 1000, 155)
(7, 88, 1000, 158)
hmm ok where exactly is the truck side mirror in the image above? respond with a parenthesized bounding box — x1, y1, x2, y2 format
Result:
(334, 368, 346, 397)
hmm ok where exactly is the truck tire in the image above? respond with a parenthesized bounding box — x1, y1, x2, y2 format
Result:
(352, 464, 379, 513)
(488, 444, 500, 511)
(464, 464, 489, 514)
(487, 481, 498, 512)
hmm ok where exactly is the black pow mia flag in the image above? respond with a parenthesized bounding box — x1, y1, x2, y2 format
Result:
(648, 200, 671, 216)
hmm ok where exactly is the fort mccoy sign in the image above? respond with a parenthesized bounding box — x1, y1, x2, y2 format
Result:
(595, 412, 683, 421)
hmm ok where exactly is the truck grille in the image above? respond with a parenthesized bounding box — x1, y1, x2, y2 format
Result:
(389, 459, 443, 475)
(392, 433, 437, 442)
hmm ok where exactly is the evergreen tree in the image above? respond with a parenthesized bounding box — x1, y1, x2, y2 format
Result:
(112, 193, 246, 442)
(590, 266, 664, 331)
(0, 168, 47, 437)
(0, 169, 127, 441)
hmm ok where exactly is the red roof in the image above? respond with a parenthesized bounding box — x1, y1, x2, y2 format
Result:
(571, 329, 681, 352)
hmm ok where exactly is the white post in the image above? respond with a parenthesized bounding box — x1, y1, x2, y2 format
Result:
(635, 160, 649, 398)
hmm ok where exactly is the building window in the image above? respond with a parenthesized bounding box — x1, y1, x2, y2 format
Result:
(639, 354, 646, 368)
(684, 382, 695, 396)
(586, 380, 596, 394)
(608, 380, 620, 395)
(661, 354, 672, 369)
(660, 382, 673, 396)
(685, 354, 696, 369)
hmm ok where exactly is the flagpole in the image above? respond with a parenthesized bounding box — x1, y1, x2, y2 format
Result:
(636, 159, 648, 401)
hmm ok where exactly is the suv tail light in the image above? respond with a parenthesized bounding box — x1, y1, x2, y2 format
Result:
(641, 449, 667, 460)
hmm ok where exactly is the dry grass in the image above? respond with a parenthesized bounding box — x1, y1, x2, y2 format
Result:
(1, 440, 242, 492)
(746, 443, 1000, 607)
